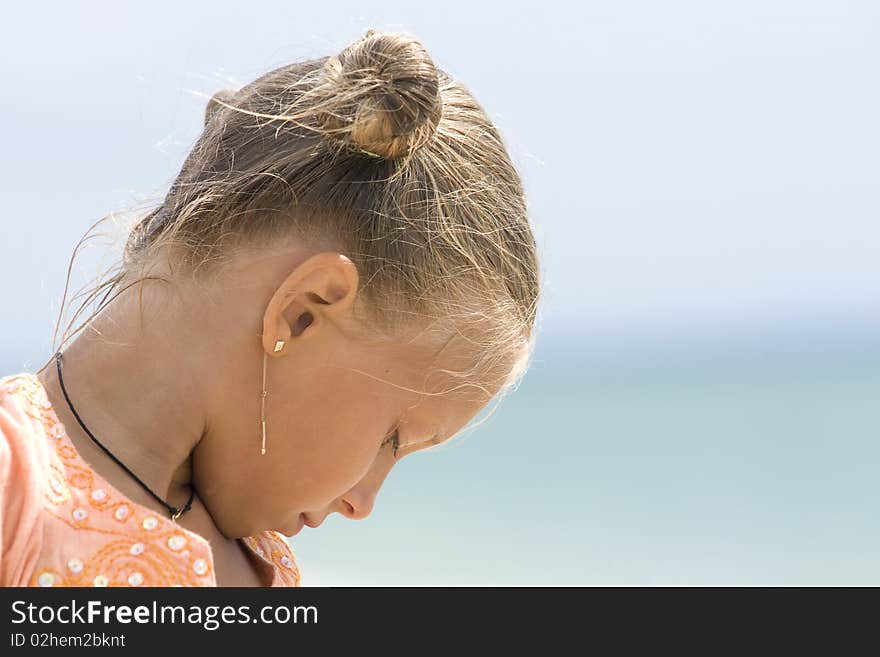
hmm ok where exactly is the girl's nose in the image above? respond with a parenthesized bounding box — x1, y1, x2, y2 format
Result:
(338, 486, 377, 521)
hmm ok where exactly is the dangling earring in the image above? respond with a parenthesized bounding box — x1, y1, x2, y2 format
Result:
(261, 340, 285, 455)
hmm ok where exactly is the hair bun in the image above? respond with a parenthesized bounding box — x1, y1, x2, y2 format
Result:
(317, 29, 443, 159)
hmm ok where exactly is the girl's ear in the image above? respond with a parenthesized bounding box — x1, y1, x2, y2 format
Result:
(204, 88, 239, 126)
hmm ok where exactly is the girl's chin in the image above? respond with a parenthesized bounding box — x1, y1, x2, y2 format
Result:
(277, 513, 305, 538)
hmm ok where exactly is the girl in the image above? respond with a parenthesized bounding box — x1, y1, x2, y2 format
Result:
(0, 28, 539, 587)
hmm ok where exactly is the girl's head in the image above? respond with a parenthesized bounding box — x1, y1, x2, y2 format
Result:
(46, 29, 540, 538)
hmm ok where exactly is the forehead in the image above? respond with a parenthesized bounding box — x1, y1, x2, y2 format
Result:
(380, 318, 528, 404)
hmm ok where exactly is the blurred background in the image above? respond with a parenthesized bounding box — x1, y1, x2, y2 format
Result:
(2, 1, 878, 585)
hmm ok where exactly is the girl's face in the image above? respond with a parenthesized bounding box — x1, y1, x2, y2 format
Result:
(191, 251, 521, 538)
(217, 333, 502, 538)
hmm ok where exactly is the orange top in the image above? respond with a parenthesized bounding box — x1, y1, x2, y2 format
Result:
(0, 371, 302, 587)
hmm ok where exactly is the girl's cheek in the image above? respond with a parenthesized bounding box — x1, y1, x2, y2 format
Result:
(323, 449, 381, 503)
(265, 429, 379, 506)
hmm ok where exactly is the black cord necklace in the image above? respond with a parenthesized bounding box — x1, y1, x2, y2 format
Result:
(53, 351, 195, 521)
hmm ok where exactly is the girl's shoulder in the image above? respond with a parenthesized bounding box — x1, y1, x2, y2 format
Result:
(1, 371, 53, 425)
(0, 371, 54, 476)
(0, 372, 56, 487)
(0, 372, 54, 586)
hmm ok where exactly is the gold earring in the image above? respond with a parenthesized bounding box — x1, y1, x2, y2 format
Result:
(262, 340, 285, 455)
(261, 352, 268, 455)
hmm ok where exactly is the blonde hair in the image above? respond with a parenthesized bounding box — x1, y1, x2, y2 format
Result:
(40, 29, 541, 400)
